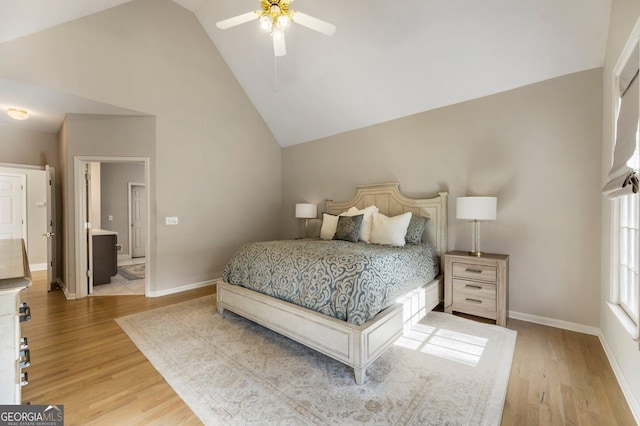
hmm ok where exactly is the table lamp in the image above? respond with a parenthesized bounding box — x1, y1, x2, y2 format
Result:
(456, 196, 497, 257)
(295, 203, 317, 237)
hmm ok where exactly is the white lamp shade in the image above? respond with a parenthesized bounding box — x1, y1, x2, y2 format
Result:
(456, 197, 497, 221)
(295, 203, 317, 219)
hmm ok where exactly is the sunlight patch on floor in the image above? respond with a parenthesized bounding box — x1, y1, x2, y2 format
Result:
(394, 283, 487, 366)
(394, 322, 488, 367)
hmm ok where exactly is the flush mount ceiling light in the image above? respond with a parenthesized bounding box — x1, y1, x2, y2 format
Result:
(7, 107, 28, 120)
(216, 0, 336, 57)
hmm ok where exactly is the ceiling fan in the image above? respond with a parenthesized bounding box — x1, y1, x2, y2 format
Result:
(216, 0, 336, 57)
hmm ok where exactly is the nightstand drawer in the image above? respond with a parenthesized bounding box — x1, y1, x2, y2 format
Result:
(452, 279, 496, 300)
(451, 262, 497, 283)
(452, 279, 497, 319)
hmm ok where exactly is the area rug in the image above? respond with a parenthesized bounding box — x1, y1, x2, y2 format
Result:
(117, 263, 145, 280)
(116, 296, 516, 425)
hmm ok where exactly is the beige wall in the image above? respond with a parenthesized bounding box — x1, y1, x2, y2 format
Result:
(89, 162, 101, 227)
(283, 68, 603, 327)
(0, 0, 282, 295)
(0, 125, 58, 169)
(600, 0, 640, 416)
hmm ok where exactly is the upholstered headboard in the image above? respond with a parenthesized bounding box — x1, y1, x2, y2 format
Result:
(325, 183, 448, 259)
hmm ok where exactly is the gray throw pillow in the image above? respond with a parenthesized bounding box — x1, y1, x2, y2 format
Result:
(405, 216, 429, 244)
(333, 214, 364, 243)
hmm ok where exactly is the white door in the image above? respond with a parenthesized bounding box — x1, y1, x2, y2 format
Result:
(0, 174, 26, 241)
(130, 184, 146, 258)
(45, 166, 57, 292)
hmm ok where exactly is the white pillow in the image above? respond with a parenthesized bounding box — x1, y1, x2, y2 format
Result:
(320, 213, 340, 240)
(345, 205, 379, 243)
(370, 212, 412, 246)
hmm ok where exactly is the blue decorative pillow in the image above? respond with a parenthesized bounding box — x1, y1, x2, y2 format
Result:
(333, 214, 364, 243)
(405, 216, 429, 244)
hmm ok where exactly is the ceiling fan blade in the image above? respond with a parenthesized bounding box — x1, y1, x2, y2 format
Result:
(216, 11, 259, 30)
(292, 11, 336, 36)
(273, 32, 286, 57)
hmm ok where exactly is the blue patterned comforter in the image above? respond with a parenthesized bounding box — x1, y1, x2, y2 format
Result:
(222, 239, 439, 325)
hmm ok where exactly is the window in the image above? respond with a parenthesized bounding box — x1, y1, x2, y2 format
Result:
(618, 191, 639, 325)
(606, 32, 640, 334)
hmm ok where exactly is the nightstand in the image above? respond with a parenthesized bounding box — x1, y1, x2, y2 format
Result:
(444, 251, 509, 326)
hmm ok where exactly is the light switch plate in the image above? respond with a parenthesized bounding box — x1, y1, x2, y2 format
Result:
(166, 216, 179, 225)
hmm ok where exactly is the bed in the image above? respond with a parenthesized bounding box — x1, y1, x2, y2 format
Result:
(217, 183, 448, 384)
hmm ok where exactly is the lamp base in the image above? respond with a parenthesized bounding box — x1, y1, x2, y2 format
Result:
(468, 250, 484, 257)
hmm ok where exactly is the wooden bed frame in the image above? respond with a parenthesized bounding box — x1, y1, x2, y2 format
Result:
(217, 183, 448, 384)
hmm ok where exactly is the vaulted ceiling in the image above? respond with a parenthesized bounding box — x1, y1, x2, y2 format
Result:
(0, 0, 612, 147)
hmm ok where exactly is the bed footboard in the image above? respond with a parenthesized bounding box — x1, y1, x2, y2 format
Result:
(216, 275, 442, 384)
(217, 280, 403, 384)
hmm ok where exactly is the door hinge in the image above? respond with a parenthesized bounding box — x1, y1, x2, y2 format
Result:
(86, 270, 92, 278)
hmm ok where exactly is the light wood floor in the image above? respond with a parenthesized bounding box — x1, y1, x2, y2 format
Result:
(20, 271, 636, 425)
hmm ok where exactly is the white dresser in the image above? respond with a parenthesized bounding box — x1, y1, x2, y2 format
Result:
(0, 239, 31, 404)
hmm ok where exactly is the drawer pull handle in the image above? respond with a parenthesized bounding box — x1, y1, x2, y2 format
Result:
(19, 349, 30, 369)
(465, 284, 482, 290)
(19, 303, 31, 322)
(465, 298, 482, 304)
(465, 268, 483, 274)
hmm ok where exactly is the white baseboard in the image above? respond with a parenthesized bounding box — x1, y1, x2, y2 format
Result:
(59, 280, 76, 300)
(117, 254, 131, 262)
(147, 278, 218, 297)
(29, 263, 47, 272)
(597, 333, 640, 424)
(509, 310, 600, 336)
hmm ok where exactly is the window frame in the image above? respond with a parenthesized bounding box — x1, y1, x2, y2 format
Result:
(616, 193, 639, 325)
(609, 21, 640, 342)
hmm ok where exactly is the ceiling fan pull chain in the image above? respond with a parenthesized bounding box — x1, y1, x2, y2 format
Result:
(274, 55, 278, 92)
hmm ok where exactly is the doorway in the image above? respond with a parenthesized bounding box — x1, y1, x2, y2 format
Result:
(74, 157, 150, 298)
(0, 164, 58, 291)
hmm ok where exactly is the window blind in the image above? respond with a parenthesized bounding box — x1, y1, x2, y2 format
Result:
(603, 43, 640, 199)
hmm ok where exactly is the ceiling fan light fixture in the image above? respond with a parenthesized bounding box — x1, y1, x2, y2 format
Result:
(276, 15, 290, 31)
(7, 107, 28, 120)
(260, 15, 273, 32)
(217, 0, 335, 57)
